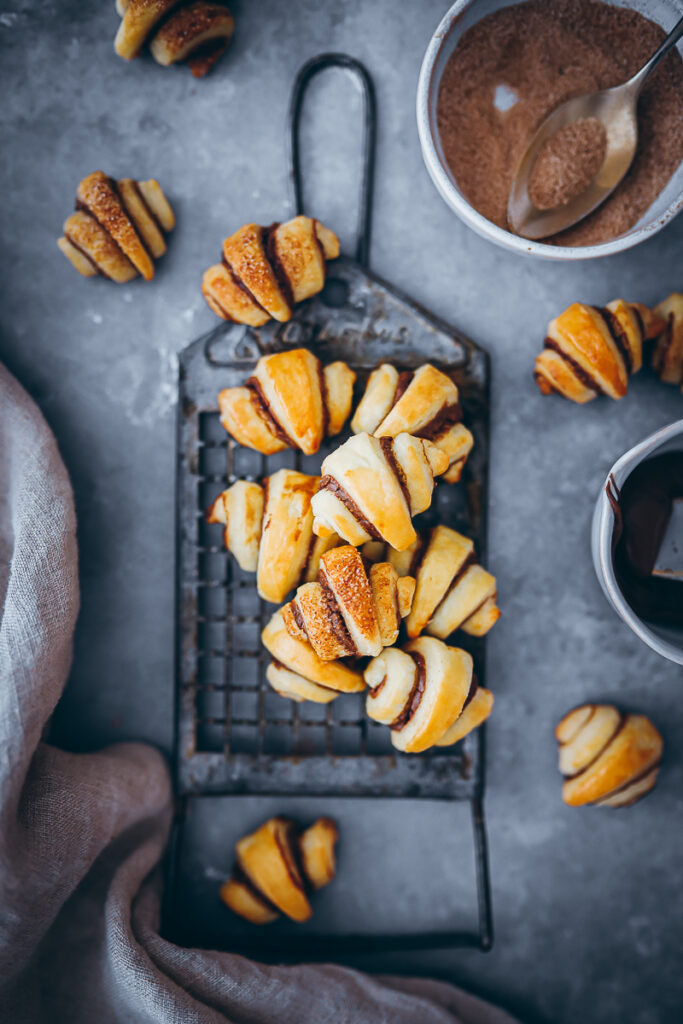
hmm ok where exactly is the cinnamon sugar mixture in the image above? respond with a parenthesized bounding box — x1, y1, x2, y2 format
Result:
(528, 117, 606, 210)
(436, 0, 683, 245)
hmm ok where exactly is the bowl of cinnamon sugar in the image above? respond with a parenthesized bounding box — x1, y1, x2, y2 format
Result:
(417, 0, 683, 259)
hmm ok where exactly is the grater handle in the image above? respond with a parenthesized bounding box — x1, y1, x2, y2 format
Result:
(289, 53, 376, 269)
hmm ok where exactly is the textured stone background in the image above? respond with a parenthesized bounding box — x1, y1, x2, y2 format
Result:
(1, 1, 682, 1022)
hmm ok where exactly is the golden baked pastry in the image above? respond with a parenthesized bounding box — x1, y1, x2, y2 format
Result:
(220, 815, 338, 924)
(556, 704, 663, 808)
(651, 293, 683, 391)
(219, 877, 279, 925)
(115, 0, 234, 77)
(206, 479, 263, 573)
(207, 469, 340, 603)
(435, 684, 495, 747)
(534, 300, 665, 403)
(217, 348, 355, 455)
(57, 171, 174, 282)
(281, 544, 415, 660)
(363, 525, 500, 640)
(311, 432, 449, 552)
(299, 817, 338, 890)
(365, 637, 492, 753)
(262, 610, 365, 703)
(352, 363, 474, 483)
(202, 216, 340, 323)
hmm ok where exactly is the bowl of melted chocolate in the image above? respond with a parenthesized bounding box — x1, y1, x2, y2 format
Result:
(417, 0, 683, 259)
(592, 419, 683, 665)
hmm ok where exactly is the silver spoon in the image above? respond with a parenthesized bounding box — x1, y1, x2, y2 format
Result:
(507, 14, 683, 241)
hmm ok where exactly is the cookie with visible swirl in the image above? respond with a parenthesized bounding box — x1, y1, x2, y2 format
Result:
(556, 704, 663, 808)
(216, 348, 355, 456)
(311, 432, 448, 552)
(115, 0, 234, 77)
(281, 544, 415, 660)
(352, 363, 474, 483)
(534, 299, 664, 403)
(58, 171, 174, 282)
(202, 216, 340, 323)
(220, 815, 339, 925)
(365, 637, 492, 753)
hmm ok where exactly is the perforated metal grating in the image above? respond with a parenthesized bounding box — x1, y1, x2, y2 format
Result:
(176, 258, 490, 801)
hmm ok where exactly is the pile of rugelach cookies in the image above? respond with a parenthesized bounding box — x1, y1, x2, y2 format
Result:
(202, 215, 499, 763)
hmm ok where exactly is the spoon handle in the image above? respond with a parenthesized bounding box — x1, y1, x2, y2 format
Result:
(628, 13, 683, 95)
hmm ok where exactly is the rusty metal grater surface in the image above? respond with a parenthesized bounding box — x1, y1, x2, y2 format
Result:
(176, 256, 490, 802)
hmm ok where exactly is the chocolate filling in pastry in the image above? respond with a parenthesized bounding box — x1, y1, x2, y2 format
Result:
(595, 306, 633, 375)
(245, 375, 298, 447)
(390, 651, 426, 731)
(319, 475, 383, 540)
(391, 370, 415, 407)
(263, 222, 294, 311)
(379, 437, 411, 510)
(543, 336, 603, 394)
(316, 572, 361, 657)
(415, 402, 464, 441)
(462, 673, 479, 710)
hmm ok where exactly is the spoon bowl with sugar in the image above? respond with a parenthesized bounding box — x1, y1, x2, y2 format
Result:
(508, 13, 683, 240)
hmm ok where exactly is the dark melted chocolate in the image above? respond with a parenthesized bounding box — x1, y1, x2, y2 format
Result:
(611, 452, 683, 627)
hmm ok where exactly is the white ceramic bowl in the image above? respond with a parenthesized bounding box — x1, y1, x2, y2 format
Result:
(591, 419, 683, 666)
(416, 0, 683, 260)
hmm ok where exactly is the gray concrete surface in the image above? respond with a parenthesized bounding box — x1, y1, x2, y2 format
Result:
(1, 1, 682, 1022)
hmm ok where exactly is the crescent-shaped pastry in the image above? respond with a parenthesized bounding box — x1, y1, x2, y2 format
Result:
(261, 611, 366, 696)
(220, 815, 339, 924)
(535, 300, 665, 403)
(281, 545, 415, 660)
(651, 293, 683, 390)
(352, 363, 474, 483)
(115, 0, 233, 76)
(206, 479, 263, 572)
(363, 526, 500, 640)
(115, 0, 183, 59)
(235, 817, 312, 922)
(76, 171, 154, 280)
(202, 216, 340, 323)
(207, 469, 340, 603)
(258, 470, 320, 600)
(364, 637, 478, 753)
(312, 432, 449, 552)
(556, 704, 663, 808)
(149, 2, 235, 75)
(217, 348, 355, 456)
(59, 172, 175, 282)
